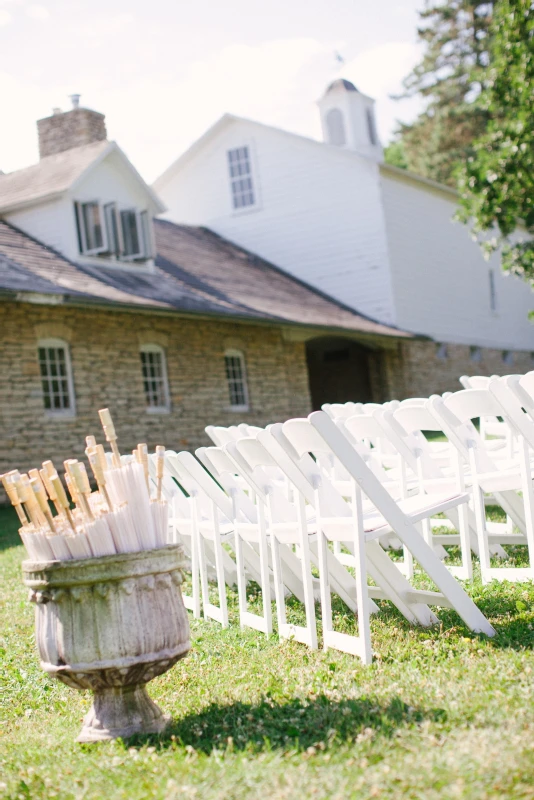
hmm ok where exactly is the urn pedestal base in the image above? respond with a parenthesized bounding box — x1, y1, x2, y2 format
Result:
(23, 545, 190, 744)
(77, 684, 170, 742)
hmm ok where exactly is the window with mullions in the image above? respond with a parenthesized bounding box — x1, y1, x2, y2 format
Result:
(75, 201, 107, 255)
(227, 146, 255, 210)
(224, 350, 249, 410)
(140, 344, 170, 412)
(37, 339, 76, 416)
(121, 209, 143, 258)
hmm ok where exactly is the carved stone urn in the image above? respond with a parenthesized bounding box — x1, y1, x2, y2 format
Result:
(23, 544, 190, 743)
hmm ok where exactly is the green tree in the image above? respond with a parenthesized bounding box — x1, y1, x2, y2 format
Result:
(394, 1, 493, 185)
(456, 0, 534, 287)
(384, 139, 409, 170)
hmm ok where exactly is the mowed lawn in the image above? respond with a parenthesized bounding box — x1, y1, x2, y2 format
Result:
(1, 504, 534, 800)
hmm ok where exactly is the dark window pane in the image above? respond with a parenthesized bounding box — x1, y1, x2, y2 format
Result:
(121, 210, 141, 257)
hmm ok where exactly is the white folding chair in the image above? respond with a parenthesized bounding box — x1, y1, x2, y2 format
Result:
(277, 413, 495, 655)
(196, 445, 274, 635)
(379, 402, 516, 563)
(261, 421, 492, 660)
(429, 388, 534, 583)
(460, 375, 512, 452)
(165, 450, 238, 627)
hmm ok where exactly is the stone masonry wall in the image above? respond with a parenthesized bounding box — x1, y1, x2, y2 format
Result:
(0, 302, 312, 482)
(383, 339, 533, 399)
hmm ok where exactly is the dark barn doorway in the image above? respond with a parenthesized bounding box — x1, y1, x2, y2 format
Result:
(305, 336, 375, 410)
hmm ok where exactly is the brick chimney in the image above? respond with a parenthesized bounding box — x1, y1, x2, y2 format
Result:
(37, 95, 107, 159)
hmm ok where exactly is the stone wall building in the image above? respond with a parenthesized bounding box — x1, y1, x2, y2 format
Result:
(0, 218, 412, 479)
(1, 98, 532, 489)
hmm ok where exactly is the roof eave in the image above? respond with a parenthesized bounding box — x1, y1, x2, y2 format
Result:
(0, 289, 417, 344)
(380, 163, 458, 198)
(152, 114, 238, 189)
(70, 141, 167, 214)
(0, 189, 66, 215)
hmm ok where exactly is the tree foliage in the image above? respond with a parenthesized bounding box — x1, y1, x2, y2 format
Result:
(456, 0, 534, 285)
(394, 1, 493, 185)
(384, 139, 409, 170)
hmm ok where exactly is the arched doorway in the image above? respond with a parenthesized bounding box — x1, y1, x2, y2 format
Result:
(305, 336, 376, 410)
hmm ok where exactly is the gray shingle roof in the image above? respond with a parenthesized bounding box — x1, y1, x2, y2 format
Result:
(0, 140, 111, 212)
(0, 218, 413, 339)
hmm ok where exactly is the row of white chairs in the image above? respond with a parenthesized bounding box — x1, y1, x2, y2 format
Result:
(147, 372, 534, 663)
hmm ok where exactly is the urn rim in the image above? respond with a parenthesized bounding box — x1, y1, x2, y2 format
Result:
(22, 543, 187, 589)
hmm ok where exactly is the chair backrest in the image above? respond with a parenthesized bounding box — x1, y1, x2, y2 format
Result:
(205, 426, 241, 447)
(460, 375, 490, 390)
(230, 437, 299, 523)
(444, 388, 503, 424)
(273, 421, 351, 519)
(321, 401, 362, 420)
(148, 452, 190, 515)
(237, 423, 263, 438)
(166, 450, 233, 520)
(488, 376, 534, 449)
(299, 411, 413, 529)
(428, 393, 501, 473)
(341, 414, 397, 481)
(260, 425, 351, 518)
(395, 402, 444, 434)
(196, 446, 258, 522)
(510, 371, 534, 415)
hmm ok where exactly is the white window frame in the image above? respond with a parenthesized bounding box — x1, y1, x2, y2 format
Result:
(37, 337, 76, 418)
(75, 201, 108, 255)
(140, 344, 171, 414)
(227, 145, 258, 214)
(120, 208, 144, 260)
(224, 349, 249, 412)
(103, 202, 123, 256)
(139, 210, 155, 259)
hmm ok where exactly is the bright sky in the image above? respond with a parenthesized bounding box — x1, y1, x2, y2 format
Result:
(0, 0, 425, 182)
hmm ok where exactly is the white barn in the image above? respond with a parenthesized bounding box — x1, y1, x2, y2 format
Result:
(154, 79, 534, 362)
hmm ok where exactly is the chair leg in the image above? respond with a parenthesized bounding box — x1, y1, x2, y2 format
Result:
(270, 534, 288, 634)
(211, 508, 229, 628)
(472, 481, 492, 583)
(257, 503, 273, 635)
(296, 494, 318, 650)
(234, 528, 248, 628)
(352, 485, 373, 664)
(316, 525, 333, 649)
(518, 435, 534, 571)
(190, 530, 202, 619)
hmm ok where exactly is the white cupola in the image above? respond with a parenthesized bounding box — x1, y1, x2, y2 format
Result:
(318, 79, 383, 162)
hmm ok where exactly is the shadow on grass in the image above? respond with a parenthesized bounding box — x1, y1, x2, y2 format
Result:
(0, 505, 22, 553)
(124, 695, 446, 753)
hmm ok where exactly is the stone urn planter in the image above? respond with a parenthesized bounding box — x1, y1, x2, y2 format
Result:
(23, 544, 190, 743)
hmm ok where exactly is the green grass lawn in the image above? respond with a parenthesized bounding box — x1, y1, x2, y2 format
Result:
(1, 504, 534, 799)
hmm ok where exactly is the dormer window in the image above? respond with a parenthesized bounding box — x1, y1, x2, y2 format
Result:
(76, 201, 107, 255)
(104, 202, 122, 255)
(74, 201, 154, 263)
(121, 209, 143, 259)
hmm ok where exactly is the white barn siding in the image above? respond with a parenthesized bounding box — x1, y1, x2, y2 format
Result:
(381, 170, 534, 350)
(158, 121, 396, 324)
